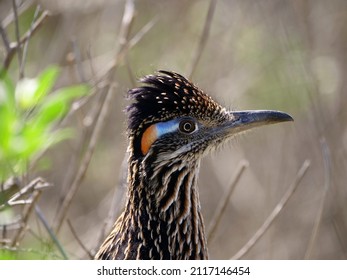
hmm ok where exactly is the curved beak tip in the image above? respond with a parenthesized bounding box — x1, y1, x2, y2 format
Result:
(264, 111, 294, 123)
(226, 110, 293, 133)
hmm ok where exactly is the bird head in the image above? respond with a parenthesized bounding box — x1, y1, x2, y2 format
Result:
(127, 71, 293, 165)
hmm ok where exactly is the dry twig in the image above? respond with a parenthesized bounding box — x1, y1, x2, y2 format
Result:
(0, 177, 51, 210)
(304, 138, 331, 259)
(53, 84, 115, 233)
(35, 206, 68, 260)
(231, 160, 311, 259)
(188, 0, 217, 79)
(2, 0, 34, 28)
(20, 5, 42, 78)
(53, 0, 137, 234)
(3, 10, 50, 69)
(9, 178, 51, 247)
(11, 0, 23, 78)
(207, 160, 249, 243)
(0, 23, 11, 53)
(94, 152, 128, 251)
(11, 193, 39, 247)
(67, 219, 93, 259)
(53, 0, 156, 235)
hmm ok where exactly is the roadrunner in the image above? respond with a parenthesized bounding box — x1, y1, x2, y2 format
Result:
(95, 71, 293, 260)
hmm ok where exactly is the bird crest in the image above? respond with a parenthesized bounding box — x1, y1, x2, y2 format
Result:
(127, 70, 226, 137)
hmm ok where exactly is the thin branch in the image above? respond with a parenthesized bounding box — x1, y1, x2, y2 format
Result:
(207, 160, 249, 243)
(127, 17, 158, 49)
(67, 219, 94, 259)
(53, 0, 136, 234)
(16, 10, 50, 48)
(95, 152, 128, 251)
(53, 85, 115, 233)
(28, 12, 153, 194)
(71, 37, 86, 83)
(304, 138, 331, 259)
(20, 5, 41, 78)
(187, 0, 217, 79)
(34, 206, 68, 260)
(8, 178, 51, 247)
(125, 55, 136, 87)
(106, 0, 135, 80)
(231, 160, 311, 260)
(2, 0, 34, 28)
(86, 45, 97, 84)
(59, 127, 88, 196)
(49, 1, 150, 115)
(90, 16, 156, 90)
(0, 23, 11, 53)
(6, 199, 35, 206)
(11, 190, 41, 247)
(3, 10, 50, 70)
(12, 0, 24, 78)
(124, 17, 157, 87)
(0, 177, 51, 210)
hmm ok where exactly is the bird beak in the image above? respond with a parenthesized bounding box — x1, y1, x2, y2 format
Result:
(221, 110, 293, 135)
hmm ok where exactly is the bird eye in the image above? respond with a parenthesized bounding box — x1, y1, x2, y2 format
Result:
(179, 119, 197, 134)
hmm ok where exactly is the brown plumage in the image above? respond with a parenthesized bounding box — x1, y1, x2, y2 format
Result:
(95, 71, 293, 260)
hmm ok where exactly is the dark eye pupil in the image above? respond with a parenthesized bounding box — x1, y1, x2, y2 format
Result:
(184, 123, 191, 131)
(179, 120, 196, 133)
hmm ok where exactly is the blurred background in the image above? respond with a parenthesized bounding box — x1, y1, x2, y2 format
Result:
(0, 0, 347, 259)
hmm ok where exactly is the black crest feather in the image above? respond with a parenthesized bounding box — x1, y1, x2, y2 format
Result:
(127, 71, 223, 134)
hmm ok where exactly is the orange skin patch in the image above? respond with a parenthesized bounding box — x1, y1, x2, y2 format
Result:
(141, 124, 158, 155)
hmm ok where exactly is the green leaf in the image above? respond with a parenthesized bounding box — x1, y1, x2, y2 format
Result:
(34, 84, 89, 127)
(0, 69, 15, 108)
(51, 84, 90, 102)
(0, 71, 17, 159)
(15, 66, 60, 110)
(0, 66, 90, 180)
(35, 65, 60, 102)
(19, 123, 45, 157)
(34, 96, 67, 127)
(0, 105, 15, 153)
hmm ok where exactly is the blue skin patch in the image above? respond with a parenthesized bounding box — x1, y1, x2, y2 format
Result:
(141, 118, 181, 155)
(155, 118, 181, 137)
(141, 117, 198, 155)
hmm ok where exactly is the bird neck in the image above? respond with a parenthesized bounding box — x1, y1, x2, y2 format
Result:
(122, 154, 208, 259)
